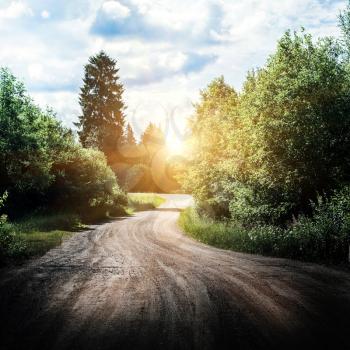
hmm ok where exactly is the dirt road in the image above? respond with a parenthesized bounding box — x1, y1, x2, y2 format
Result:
(1, 194, 350, 350)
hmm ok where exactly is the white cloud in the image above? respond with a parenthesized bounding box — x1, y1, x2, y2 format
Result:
(0, 0, 347, 138)
(0, 1, 33, 19)
(41, 10, 50, 19)
(101, 1, 130, 20)
(28, 63, 45, 80)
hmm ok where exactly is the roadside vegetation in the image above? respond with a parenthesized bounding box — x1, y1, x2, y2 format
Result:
(12, 213, 83, 259)
(127, 193, 166, 212)
(180, 186, 350, 264)
(179, 4, 350, 264)
(1, 193, 165, 265)
(0, 49, 177, 266)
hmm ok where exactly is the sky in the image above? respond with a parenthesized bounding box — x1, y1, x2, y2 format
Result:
(0, 0, 347, 142)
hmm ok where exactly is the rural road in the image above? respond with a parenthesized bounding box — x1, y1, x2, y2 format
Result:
(1, 194, 350, 350)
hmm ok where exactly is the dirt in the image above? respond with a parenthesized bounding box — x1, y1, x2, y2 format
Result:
(0, 194, 350, 350)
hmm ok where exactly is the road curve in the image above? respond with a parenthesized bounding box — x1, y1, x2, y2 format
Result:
(0, 194, 350, 350)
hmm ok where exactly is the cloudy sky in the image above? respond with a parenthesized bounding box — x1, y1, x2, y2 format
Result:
(0, 0, 346, 141)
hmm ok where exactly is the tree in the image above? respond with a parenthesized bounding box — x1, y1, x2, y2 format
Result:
(127, 123, 165, 192)
(0, 67, 127, 218)
(125, 123, 136, 146)
(339, 0, 350, 56)
(181, 77, 238, 217)
(181, 31, 350, 225)
(0, 68, 66, 214)
(140, 122, 165, 163)
(76, 51, 126, 167)
(230, 30, 350, 224)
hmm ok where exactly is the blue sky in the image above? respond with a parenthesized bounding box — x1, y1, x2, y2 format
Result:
(0, 0, 346, 140)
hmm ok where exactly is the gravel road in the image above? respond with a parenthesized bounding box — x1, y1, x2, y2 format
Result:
(0, 194, 350, 350)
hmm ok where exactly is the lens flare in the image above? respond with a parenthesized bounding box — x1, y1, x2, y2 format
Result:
(166, 134, 185, 155)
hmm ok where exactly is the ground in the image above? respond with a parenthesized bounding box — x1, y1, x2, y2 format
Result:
(0, 194, 349, 350)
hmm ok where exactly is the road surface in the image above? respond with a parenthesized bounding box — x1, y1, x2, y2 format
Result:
(0, 194, 350, 350)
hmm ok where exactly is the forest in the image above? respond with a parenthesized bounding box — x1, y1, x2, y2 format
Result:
(1, 2, 350, 265)
(180, 4, 350, 264)
(0, 52, 177, 264)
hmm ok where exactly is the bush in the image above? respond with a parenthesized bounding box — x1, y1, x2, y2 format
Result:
(0, 68, 127, 220)
(180, 186, 350, 264)
(127, 193, 165, 211)
(182, 30, 350, 226)
(0, 192, 26, 264)
(0, 68, 76, 216)
(50, 147, 127, 221)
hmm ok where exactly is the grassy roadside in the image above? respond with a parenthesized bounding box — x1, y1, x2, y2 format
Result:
(179, 207, 350, 264)
(0, 213, 86, 265)
(127, 193, 166, 213)
(178, 208, 249, 251)
(0, 193, 166, 265)
(13, 214, 86, 258)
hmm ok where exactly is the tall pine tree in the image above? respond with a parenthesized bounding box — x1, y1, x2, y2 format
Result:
(125, 123, 136, 146)
(141, 123, 165, 148)
(76, 51, 126, 166)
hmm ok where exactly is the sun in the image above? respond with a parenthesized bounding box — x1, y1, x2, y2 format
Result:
(166, 134, 186, 155)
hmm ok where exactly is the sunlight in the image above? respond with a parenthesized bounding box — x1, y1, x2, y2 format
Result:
(166, 134, 185, 155)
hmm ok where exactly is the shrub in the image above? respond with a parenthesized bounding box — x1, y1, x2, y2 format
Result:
(0, 68, 127, 220)
(0, 192, 26, 264)
(182, 30, 350, 225)
(50, 147, 127, 221)
(228, 31, 350, 224)
(180, 186, 350, 263)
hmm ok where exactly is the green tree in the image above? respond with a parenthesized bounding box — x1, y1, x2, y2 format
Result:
(339, 0, 350, 55)
(181, 76, 238, 216)
(0, 68, 71, 214)
(76, 51, 126, 167)
(140, 123, 165, 163)
(230, 30, 350, 224)
(0, 67, 126, 218)
(125, 123, 136, 146)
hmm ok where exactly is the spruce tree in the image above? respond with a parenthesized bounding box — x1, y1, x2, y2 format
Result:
(76, 51, 126, 165)
(125, 123, 136, 146)
(141, 123, 165, 149)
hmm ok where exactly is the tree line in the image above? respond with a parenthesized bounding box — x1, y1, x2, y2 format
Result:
(179, 3, 350, 263)
(0, 51, 178, 262)
(77, 51, 179, 193)
(0, 51, 179, 219)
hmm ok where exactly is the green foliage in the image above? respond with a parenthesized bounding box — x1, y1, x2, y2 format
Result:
(339, 0, 350, 55)
(0, 68, 127, 221)
(14, 213, 83, 233)
(0, 192, 26, 265)
(51, 146, 127, 220)
(11, 213, 83, 259)
(18, 230, 73, 258)
(183, 29, 350, 226)
(0, 68, 73, 214)
(127, 193, 166, 211)
(76, 51, 126, 166)
(180, 186, 350, 263)
(180, 76, 238, 217)
(181, 22, 350, 263)
(232, 31, 350, 223)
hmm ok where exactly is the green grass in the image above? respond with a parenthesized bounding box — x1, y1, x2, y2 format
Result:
(179, 207, 350, 264)
(1, 213, 86, 263)
(178, 207, 249, 251)
(127, 193, 166, 212)
(1, 194, 166, 264)
(17, 230, 74, 257)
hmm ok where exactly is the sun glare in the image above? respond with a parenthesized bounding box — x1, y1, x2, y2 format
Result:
(166, 135, 186, 155)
